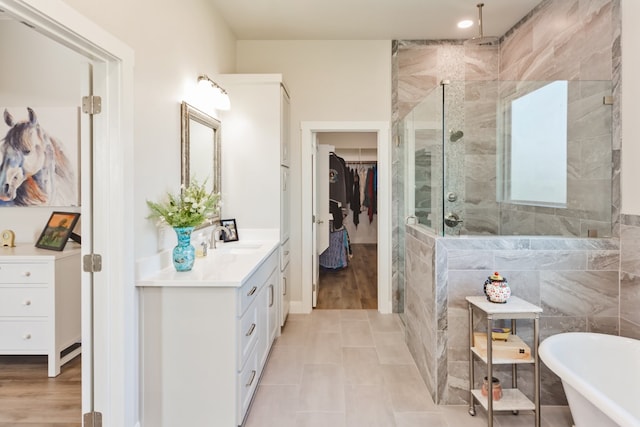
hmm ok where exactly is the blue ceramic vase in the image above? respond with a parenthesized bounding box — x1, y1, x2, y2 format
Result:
(173, 226, 195, 271)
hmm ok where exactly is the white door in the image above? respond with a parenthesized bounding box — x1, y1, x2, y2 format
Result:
(312, 142, 332, 307)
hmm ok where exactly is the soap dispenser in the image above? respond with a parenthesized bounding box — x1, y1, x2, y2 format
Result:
(195, 233, 208, 257)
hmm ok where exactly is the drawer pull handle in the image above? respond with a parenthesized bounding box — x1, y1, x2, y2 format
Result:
(283, 278, 287, 295)
(246, 323, 256, 337)
(246, 370, 256, 387)
(269, 284, 274, 307)
(23, 271, 31, 277)
(247, 286, 257, 297)
(23, 300, 32, 306)
(23, 334, 31, 340)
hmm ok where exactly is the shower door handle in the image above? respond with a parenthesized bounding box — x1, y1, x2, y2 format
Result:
(444, 212, 464, 228)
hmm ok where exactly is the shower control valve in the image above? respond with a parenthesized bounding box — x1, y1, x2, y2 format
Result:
(444, 212, 464, 228)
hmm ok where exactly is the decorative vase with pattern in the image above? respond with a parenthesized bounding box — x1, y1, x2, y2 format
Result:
(173, 226, 195, 271)
(483, 271, 511, 303)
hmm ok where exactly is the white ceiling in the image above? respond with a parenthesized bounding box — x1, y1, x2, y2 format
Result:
(209, 0, 544, 41)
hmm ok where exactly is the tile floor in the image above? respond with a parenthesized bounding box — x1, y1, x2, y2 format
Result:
(244, 309, 574, 427)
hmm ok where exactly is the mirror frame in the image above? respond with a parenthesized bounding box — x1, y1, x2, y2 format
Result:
(180, 101, 222, 227)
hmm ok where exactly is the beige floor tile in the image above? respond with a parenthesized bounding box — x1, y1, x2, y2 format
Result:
(287, 313, 313, 323)
(297, 364, 345, 412)
(376, 343, 415, 365)
(309, 310, 342, 333)
(343, 347, 385, 385)
(243, 384, 298, 427)
(260, 345, 306, 385)
(372, 331, 406, 347)
(381, 364, 436, 412)
(439, 405, 490, 427)
(294, 412, 346, 427)
(341, 320, 375, 347)
(340, 310, 369, 321)
(303, 332, 343, 364)
(367, 311, 404, 333)
(277, 320, 312, 346)
(344, 384, 397, 427)
(394, 411, 448, 427)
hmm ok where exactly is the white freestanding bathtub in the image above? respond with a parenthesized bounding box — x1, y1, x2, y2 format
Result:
(539, 332, 640, 427)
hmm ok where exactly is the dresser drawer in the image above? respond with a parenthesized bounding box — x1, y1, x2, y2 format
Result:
(238, 302, 259, 370)
(0, 287, 48, 317)
(237, 346, 259, 425)
(238, 250, 278, 316)
(0, 263, 49, 284)
(0, 320, 47, 351)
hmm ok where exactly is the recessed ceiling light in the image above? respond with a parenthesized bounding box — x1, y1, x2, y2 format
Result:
(458, 19, 474, 29)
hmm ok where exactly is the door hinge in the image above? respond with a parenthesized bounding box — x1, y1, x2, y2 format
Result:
(83, 412, 102, 427)
(82, 95, 102, 115)
(312, 283, 317, 292)
(83, 254, 103, 273)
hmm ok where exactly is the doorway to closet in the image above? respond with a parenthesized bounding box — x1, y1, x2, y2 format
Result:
(316, 132, 378, 309)
(301, 121, 391, 314)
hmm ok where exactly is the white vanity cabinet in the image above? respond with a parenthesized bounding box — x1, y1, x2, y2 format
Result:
(139, 244, 279, 427)
(218, 74, 291, 327)
(0, 244, 81, 377)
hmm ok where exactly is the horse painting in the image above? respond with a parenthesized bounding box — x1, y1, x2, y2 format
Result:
(0, 107, 76, 206)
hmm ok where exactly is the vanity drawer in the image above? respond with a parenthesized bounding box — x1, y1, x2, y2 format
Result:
(0, 287, 48, 317)
(238, 302, 259, 370)
(238, 250, 278, 316)
(280, 239, 290, 270)
(0, 320, 47, 351)
(237, 346, 260, 425)
(0, 263, 49, 284)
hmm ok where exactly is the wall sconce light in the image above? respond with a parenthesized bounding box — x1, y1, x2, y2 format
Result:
(197, 74, 231, 110)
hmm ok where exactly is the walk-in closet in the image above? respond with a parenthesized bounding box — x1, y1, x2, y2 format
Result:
(317, 132, 378, 309)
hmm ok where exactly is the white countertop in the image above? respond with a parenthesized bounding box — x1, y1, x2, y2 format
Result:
(0, 242, 81, 260)
(136, 238, 279, 288)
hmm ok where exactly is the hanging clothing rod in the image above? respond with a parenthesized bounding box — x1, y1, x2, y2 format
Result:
(345, 160, 377, 165)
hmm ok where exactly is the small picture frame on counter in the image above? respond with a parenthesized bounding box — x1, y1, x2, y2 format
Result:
(35, 211, 81, 251)
(220, 218, 238, 242)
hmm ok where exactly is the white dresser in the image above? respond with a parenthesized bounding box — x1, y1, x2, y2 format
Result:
(0, 244, 81, 377)
(137, 238, 280, 427)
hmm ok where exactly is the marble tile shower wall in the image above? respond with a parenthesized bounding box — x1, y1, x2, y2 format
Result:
(405, 224, 622, 405)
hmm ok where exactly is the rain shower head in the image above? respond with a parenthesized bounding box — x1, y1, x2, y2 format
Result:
(450, 130, 464, 142)
(464, 3, 499, 46)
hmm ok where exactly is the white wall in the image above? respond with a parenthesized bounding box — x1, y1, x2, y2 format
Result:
(0, 20, 84, 241)
(621, 0, 640, 215)
(61, 0, 237, 259)
(236, 40, 391, 304)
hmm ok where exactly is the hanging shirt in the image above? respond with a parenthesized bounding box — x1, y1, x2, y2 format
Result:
(329, 153, 348, 207)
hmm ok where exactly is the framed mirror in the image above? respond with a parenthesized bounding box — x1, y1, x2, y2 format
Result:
(180, 101, 222, 227)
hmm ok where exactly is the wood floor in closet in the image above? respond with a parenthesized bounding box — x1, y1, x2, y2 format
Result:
(317, 243, 378, 309)
(0, 355, 81, 426)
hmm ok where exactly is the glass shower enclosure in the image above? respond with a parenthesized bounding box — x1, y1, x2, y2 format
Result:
(402, 79, 613, 238)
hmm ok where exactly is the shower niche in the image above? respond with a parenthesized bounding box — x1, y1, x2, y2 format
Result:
(401, 79, 614, 238)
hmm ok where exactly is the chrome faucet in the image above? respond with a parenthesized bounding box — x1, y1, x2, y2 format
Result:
(210, 225, 231, 249)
